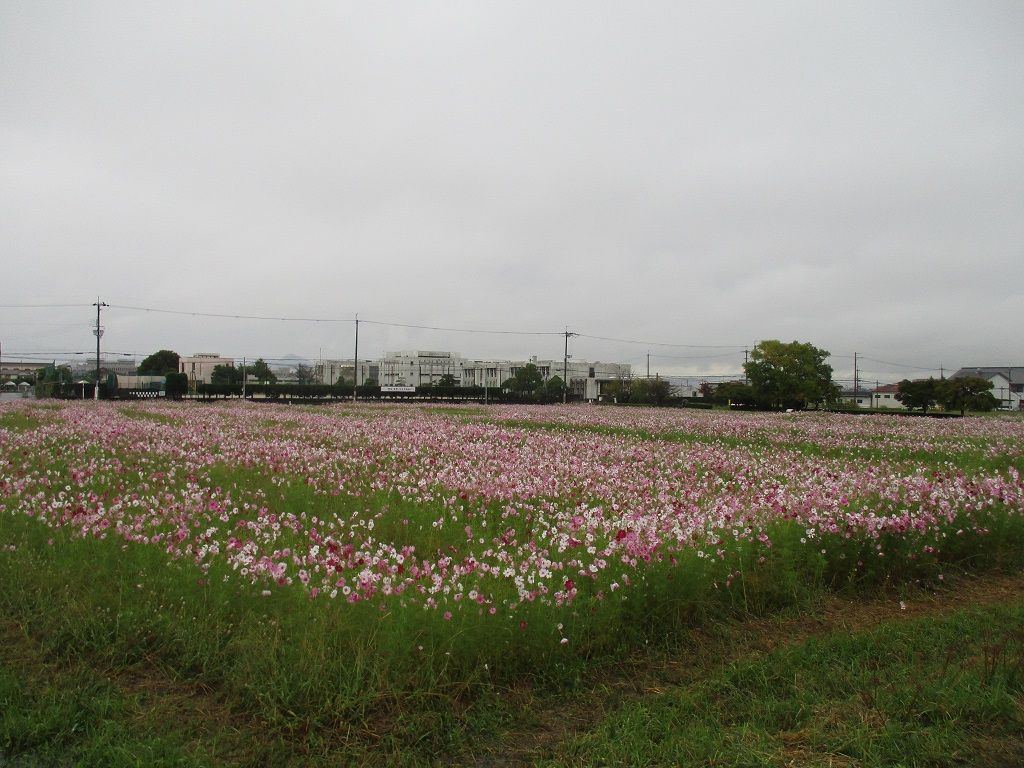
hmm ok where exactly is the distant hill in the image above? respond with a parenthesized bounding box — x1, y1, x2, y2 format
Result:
(274, 354, 313, 369)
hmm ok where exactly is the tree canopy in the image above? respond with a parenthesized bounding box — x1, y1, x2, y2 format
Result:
(895, 378, 940, 412)
(543, 375, 565, 402)
(35, 364, 74, 398)
(210, 364, 241, 386)
(713, 381, 755, 406)
(629, 377, 672, 406)
(295, 363, 316, 385)
(243, 358, 276, 384)
(502, 363, 544, 396)
(938, 376, 998, 415)
(165, 372, 189, 399)
(743, 340, 839, 410)
(897, 376, 999, 414)
(138, 350, 180, 375)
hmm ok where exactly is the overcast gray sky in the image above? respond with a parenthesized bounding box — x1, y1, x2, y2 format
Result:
(2, 1, 1022, 385)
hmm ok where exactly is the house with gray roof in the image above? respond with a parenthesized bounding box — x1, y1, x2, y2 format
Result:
(949, 367, 1024, 410)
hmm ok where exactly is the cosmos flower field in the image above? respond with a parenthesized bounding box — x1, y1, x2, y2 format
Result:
(2, 400, 1023, 764)
(3, 401, 1022, 632)
(2, 396, 1024, 764)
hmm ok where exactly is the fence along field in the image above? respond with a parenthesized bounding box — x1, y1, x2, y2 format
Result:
(1, 401, 1023, 765)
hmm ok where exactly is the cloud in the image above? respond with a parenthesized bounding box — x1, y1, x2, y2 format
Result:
(2, 2, 1022, 379)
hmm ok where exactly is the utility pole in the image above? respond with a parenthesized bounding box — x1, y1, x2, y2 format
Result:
(563, 328, 578, 404)
(647, 352, 650, 379)
(242, 357, 246, 400)
(743, 348, 749, 384)
(352, 314, 359, 403)
(853, 352, 859, 395)
(93, 298, 108, 400)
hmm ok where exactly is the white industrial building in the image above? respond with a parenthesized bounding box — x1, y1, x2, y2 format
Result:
(310, 350, 633, 400)
(371, 351, 631, 400)
(73, 358, 138, 377)
(179, 353, 233, 385)
(464, 356, 631, 400)
(314, 359, 380, 386)
(379, 351, 463, 387)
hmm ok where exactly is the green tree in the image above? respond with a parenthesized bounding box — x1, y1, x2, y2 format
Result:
(138, 350, 180, 375)
(436, 373, 459, 388)
(35, 364, 73, 398)
(714, 381, 755, 406)
(295, 363, 316, 386)
(210, 364, 241, 386)
(938, 376, 998, 415)
(604, 377, 631, 402)
(243, 358, 276, 383)
(743, 340, 839, 409)
(502, 363, 545, 398)
(630, 378, 672, 406)
(895, 378, 939, 413)
(543, 375, 566, 402)
(165, 372, 189, 400)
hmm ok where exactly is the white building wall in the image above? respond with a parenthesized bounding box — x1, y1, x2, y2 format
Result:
(379, 351, 464, 387)
(315, 359, 354, 385)
(460, 357, 630, 399)
(179, 353, 234, 385)
(258, 350, 633, 396)
(871, 393, 906, 409)
(986, 373, 1023, 410)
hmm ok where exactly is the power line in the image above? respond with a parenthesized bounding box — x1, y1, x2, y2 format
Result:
(667, 373, 746, 380)
(3, 301, 955, 376)
(104, 303, 750, 346)
(648, 351, 744, 361)
(576, 332, 750, 349)
(0, 303, 91, 309)
(859, 357, 942, 372)
(361, 319, 561, 336)
(107, 304, 562, 337)
(108, 304, 350, 323)
(0, 349, 141, 358)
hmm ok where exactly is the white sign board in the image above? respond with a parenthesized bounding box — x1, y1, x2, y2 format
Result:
(381, 386, 416, 393)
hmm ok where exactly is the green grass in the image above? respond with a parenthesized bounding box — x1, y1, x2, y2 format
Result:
(0, 408, 45, 432)
(545, 596, 1024, 767)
